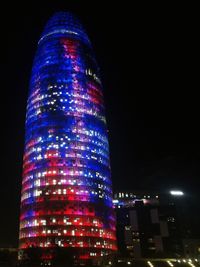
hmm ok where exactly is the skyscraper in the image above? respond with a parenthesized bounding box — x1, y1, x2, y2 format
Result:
(19, 12, 117, 261)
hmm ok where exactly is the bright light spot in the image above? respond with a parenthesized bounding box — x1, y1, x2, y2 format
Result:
(113, 199, 119, 203)
(167, 261, 174, 267)
(170, 190, 184, 196)
(127, 262, 131, 265)
(147, 261, 154, 267)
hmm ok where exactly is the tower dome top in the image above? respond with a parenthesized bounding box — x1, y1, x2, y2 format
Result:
(39, 12, 90, 45)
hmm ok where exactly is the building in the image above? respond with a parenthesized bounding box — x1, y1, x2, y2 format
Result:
(19, 12, 117, 262)
(183, 239, 200, 259)
(113, 191, 184, 258)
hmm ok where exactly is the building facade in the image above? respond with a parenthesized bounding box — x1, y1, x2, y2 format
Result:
(19, 12, 116, 261)
(113, 192, 183, 258)
(183, 239, 200, 259)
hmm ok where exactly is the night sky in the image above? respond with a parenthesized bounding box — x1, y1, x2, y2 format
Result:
(1, 2, 199, 247)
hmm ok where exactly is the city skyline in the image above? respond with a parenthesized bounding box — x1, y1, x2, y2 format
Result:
(1, 2, 200, 249)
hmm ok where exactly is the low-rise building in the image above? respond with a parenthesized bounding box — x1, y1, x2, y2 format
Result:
(113, 191, 185, 258)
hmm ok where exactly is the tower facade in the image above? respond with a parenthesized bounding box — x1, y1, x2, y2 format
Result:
(19, 12, 117, 260)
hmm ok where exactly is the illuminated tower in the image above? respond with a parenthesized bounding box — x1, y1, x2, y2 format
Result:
(19, 12, 117, 260)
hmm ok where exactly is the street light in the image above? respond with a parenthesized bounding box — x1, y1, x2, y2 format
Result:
(170, 190, 184, 196)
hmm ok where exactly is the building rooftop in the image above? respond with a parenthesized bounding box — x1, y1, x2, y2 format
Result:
(39, 12, 90, 45)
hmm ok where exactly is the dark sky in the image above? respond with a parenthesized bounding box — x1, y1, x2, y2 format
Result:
(1, 2, 199, 246)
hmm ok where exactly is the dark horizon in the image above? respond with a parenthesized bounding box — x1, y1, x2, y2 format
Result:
(1, 2, 200, 247)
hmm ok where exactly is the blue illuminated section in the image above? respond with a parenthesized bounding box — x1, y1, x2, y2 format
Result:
(19, 12, 117, 261)
(38, 12, 91, 45)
